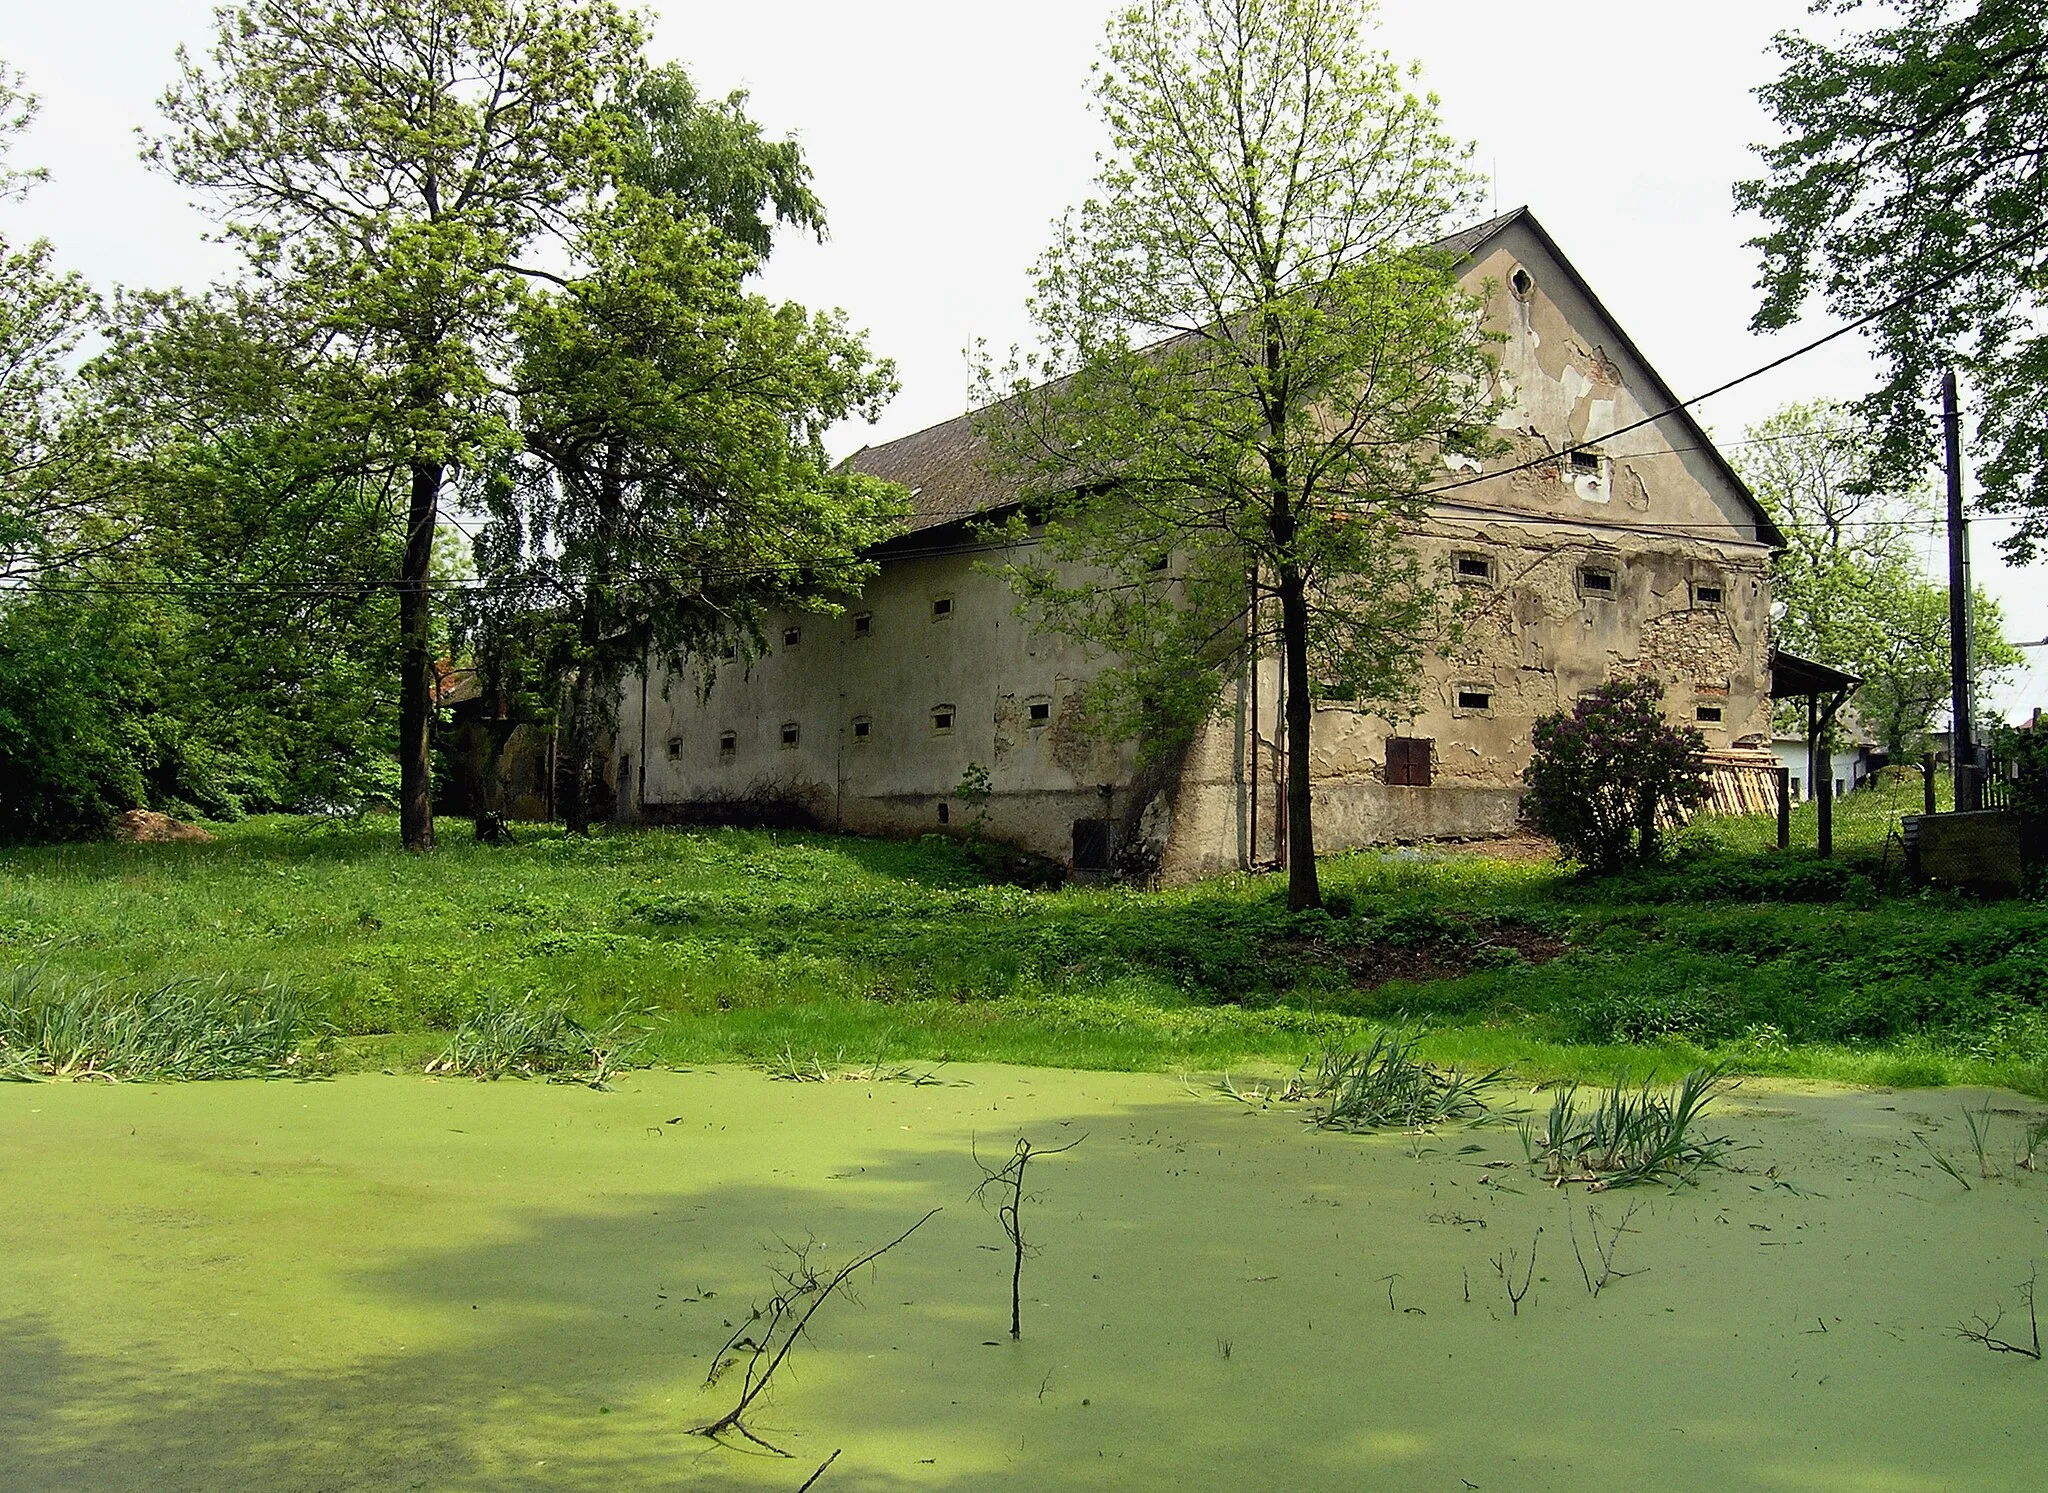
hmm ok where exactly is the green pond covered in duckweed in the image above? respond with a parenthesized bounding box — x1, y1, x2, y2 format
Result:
(2, 1066, 2043, 1491)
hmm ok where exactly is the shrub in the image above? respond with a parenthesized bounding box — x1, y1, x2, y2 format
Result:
(1524, 677, 1710, 873)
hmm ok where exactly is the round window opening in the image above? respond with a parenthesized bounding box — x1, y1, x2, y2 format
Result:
(1510, 267, 1534, 300)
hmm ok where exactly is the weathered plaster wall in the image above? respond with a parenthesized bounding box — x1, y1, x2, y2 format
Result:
(618, 542, 1144, 860)
(623, 215, 1775, 881)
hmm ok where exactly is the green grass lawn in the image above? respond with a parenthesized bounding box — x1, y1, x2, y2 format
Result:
(4, 772, 2043, 1094)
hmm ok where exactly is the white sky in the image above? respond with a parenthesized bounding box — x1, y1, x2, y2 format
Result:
(3, 0, 2043, 716)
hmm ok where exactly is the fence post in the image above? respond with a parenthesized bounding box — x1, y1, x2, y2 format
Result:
(1923, 757, 1937, 817)
(1818, 773, 1834, 860)
(1776, 767, 1791, 850)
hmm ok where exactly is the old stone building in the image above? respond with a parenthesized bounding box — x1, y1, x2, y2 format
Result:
(616, 208, 1782, 879)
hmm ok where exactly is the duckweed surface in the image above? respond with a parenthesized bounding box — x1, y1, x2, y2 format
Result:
(2, 1068, 2043, 1489)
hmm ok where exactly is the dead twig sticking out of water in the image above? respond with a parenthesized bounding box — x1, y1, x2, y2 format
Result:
(1957, 1268, 2041, 1360)
(1568, 1200, 1644, 1296)
(695, 1210, 940, 1454)
(796, 1448, 842, 1490)
(1491, 1230, 1540, 1316)
(972, 1133, 1085, 1340)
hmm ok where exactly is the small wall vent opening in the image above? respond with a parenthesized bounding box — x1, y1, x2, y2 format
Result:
(1579, 567, 1616, 595)
(720, 639, 739, 661)
(1695, 705, 1724, 724)
(718, 731, 737, 759)
(931, 596, 953, 621)
(782, 626, 800, 648)
(1693, 583, 1724, 607)
(931, 705, 955, 734)
(666, 738, 684, 761)
(1028, 699, 1051, 724)
(938, 802, 949, 825)
(852, 611, 872, 638)
(780, 721, 800, 748)
(851, 716, 871, 743)
(1456, 688, 1493, 712)
(1455, 554, 1494, 583)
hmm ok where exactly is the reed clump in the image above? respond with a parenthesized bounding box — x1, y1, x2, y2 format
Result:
(426, 994, 648, 1084)
(1519, 1068, 1735, 1188)
(0, 965, 322, 1081)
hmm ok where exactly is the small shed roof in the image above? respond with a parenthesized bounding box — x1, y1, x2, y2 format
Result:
(1770, 648, 1861, 700)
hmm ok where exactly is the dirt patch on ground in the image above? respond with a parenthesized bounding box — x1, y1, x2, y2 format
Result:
(1423, 832, 1558, 863)
(1337, 921, 1568, 990)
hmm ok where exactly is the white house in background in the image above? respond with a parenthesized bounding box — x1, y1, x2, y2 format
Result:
(616, 208, 1784, 880)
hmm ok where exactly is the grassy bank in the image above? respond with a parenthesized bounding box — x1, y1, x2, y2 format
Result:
(2, 774, 2042, 1093)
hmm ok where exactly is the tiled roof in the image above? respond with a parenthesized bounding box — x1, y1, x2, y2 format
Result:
(841, 207, 1777, 546)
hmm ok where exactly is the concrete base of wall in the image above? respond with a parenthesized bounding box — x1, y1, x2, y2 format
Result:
(1906, 811, 2043, 898)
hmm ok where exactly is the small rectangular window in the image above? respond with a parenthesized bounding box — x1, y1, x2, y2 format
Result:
(780, 722, 800, 748)
(718, 731, 737, 759)
(1579, 567, 1616, 595)
(931, 596, 953, 620)
(666, 738, 684, 761)
(1028, 700, 1051, 724)
(783, 626, 801, 648)
(1693, 583, 1724, 607)
(1456, 689, 1492, 712)
(852, 612, 872, 638)
(1695, 705, 1724, 724)
(1455, 555, 1494, 582)
(1570, 449, 1603, 477)
(720, 639, 739, 661)
(851, 716, 871, 742)
(931, 706, 955, 734)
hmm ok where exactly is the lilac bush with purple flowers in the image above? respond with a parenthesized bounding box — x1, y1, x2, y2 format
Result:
(1525, 677, 1710, 873)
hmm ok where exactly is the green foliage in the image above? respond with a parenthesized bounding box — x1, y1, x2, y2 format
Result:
(614, 62, 825, 256)
(1735, 400, 2020, 754)
(1524, 677, 1710, 872)
(0, 59, 102, 583)
(425, 992, 647, 1083)
(1518, 1069, 1733, 1188)
(3, 798, 2045, 1093)
(976, 0, 1499, 909)
(1738, 0, 2048, 558)
(470, 189, 903, 830)
(0, 965, 321, 1080)
(1293, 1029, 1499, 1132)
(1990, 719, 2048, 814)
(150, 0, 652, 850)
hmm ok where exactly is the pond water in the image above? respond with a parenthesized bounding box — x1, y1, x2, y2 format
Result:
(1, 1066, 2042, 1490)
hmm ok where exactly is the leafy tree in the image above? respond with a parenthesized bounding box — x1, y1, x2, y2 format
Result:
(615, 62, 825, 255)
(1737, 0, 2048, 557)
(0, 59, 101, 581)
(150, 0, 647, 851)
(976, 0, 1499, 911)
(1735, 400, 2020, 757)
(1524, 677, 1709, 874)
(474, 192, 903, 833)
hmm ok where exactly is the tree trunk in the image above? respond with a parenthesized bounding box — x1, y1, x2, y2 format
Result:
(399, 456, 442, 853)
(1276, 564, 1321, 911)
(563, 454, 624, 837)
(562, 657, 598, 836)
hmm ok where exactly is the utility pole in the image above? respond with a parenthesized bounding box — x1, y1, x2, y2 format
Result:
(1943, 369, 1977, 811)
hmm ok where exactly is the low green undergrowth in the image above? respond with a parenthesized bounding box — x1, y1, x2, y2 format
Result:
(0, 965, 323, 1080)
(0, 772, 2040, 1093)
